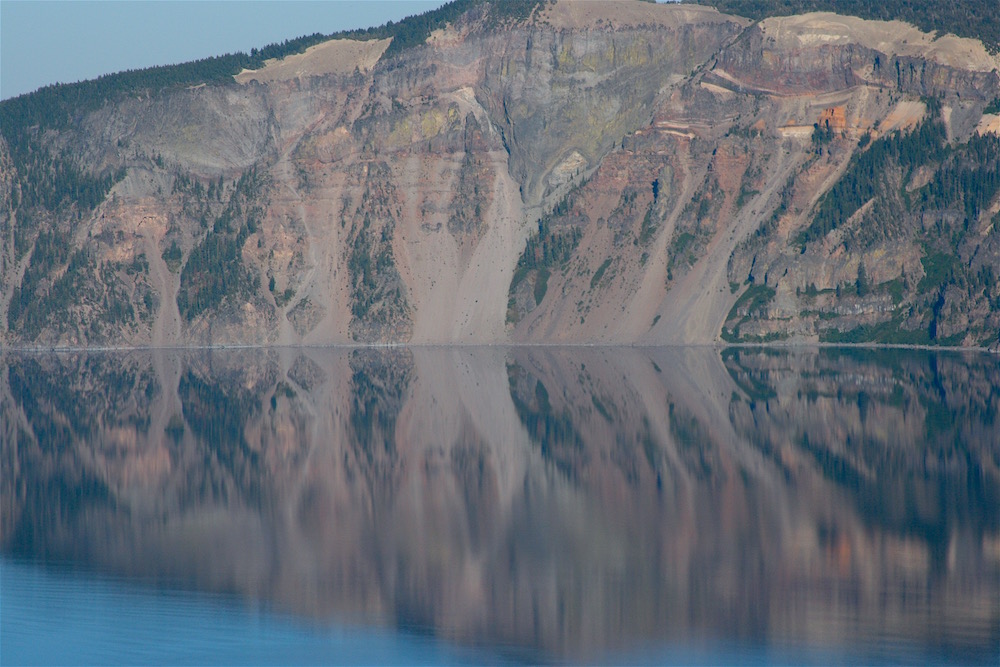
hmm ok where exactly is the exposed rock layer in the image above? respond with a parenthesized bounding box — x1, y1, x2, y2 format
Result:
(2, 1, 999, 346)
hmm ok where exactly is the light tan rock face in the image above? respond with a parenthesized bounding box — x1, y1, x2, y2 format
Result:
(2, 0, 999, 346)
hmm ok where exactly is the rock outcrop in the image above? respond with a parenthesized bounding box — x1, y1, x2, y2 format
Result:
(2, 0, 999, 347)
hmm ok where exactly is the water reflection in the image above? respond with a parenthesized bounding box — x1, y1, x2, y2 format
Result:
(2, 347, 998, 662)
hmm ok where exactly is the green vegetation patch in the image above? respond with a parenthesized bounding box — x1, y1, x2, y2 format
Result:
(590, 258, 613, 290)
(918, 247, 959, 292)
(507, 217, 583, 323)
(177, 169, 264, 321)
(726, 284, 776, 322)
(7, 231, 101, 339)
(162, 240, 183, 273)
(638, 204, 658, 246)
(533, 268, 550, 306)
(348, 216, 403, 321)
(507, 362, 584, 480)
(819, 312, 933, 345)
(670, 231, 696, 259)
(797, 111, 947, 246)
(721, 284, 776, 342)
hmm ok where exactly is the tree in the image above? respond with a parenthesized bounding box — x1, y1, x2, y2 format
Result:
(856, 261, 870, 297)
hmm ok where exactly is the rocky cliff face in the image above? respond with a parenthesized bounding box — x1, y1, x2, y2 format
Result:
(2, 0, 999, 347)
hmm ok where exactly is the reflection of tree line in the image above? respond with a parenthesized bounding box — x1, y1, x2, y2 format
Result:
(8, 355, 157, 441)
(506, 361, 585, 480)
(722, 348, 1000, 540)
(5, 347, 998, 537)
(506, 355, 740, 487)
(177, 367, 270, 507)
(2, 347, 998, 659)
(3, 354, 157, 555)
(3, 349, 418, 513)
(346, 349, 411, 478)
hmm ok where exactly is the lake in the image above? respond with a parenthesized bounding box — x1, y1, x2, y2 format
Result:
(2, 346, 998, 664)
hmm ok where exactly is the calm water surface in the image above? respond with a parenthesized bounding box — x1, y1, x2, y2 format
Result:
(1, 347, 998, 664)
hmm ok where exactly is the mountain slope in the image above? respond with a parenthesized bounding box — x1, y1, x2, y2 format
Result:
(688, 0, 1000, 53)
(2, 0, 999, 347)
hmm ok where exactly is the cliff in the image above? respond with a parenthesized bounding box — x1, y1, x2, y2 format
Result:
(2, 0, 999, 347)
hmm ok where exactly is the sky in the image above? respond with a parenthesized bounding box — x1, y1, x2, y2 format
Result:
(1, 1, 449, 100)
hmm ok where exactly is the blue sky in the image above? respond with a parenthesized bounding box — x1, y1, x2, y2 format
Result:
(1, 1, 448, 100)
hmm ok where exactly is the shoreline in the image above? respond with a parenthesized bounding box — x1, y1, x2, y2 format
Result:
(0, 341, 996, 354)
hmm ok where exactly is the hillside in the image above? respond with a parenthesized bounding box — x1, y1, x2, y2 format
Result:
(688, 0, 1000, 53)
(1, 0, 999, 347)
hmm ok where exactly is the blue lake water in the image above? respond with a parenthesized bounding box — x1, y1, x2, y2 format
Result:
(2, 558, 497, 665)
(1, 346, 998, 664)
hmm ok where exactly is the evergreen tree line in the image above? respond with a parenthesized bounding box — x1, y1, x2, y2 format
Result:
(348, 214, 396, 320)
(5, 138, 127, 263)
(798, 99, 1000, 249)
(0, 0, 547, 294)
(7, 232, 95, 340)
(9, 145, 125, 213)
(8, 229, 72, 332)
(508, 217, 583, 315)
(0, 0, 546, 149)
(517, 218, 583, 274)
(797, 106, 948, 246)
(921, 132, 1000, 223)
(176, 170, 264, 321)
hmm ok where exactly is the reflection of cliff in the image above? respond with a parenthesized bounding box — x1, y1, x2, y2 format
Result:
(1, 348, 998, 661)
(344, 349, 412, 501)
(723, 348, 1000, 538)
(2, 353, 159, 555)
(176, 357, 275, 507)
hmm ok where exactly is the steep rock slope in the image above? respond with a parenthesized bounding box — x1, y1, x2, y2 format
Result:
(506, 10, 1000, 345)
(1, 0, 999, 347)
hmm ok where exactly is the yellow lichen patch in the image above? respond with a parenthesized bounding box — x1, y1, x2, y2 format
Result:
(580, 50, 603, 73)
(421, 109, 447, 139)
(599, 39, 649, 69)
(298, 127, 354, 164)
(179, 125, 200, 144)
(557, 44, 575, 70)
(387, 117, 414, 148)
(549, 150, 588, 189)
